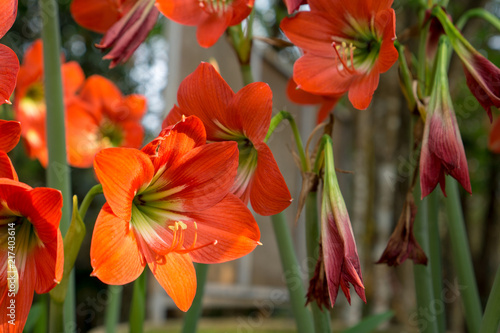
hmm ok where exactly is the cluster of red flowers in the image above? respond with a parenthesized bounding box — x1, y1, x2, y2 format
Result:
(14, 40, 147, 169)
(2, 0, 500, 330)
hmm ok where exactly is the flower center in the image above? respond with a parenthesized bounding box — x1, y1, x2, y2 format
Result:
(331, 16, 384, 74)
(99, 120, 124, 148)
(130, 197, 216, 266)
(231, 138, 258, 198)
(25, 82, 45, 103)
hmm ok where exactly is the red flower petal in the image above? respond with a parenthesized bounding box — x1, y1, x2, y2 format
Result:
(196, 13, 231, 48)
(0, 120, 21, 152)
(156, 141, 238, 212)
(183, 193, 260, 263)
(280, 13, 340, 57)
(348, 70, 380, 110)
(34, 230, 64, 293)
(61, 61, 85, 100)
(375, 9, 398, 74)
(70, 0, 122, 34)
(0, 151, 17, 180)
(174, 62, 235, 139)
(94, 148, 155, 221)
(90, 204, 146, 285)
(142, 115, 206, 173)
(149, 252, 196, 312)
(0, 0, 17, 38)
(155, 0, 205, 26)
(249, 143, 292, 216)
(0, 44, 19, 105)
(293, 54, 352, 95)
(226, 82, 272, 143)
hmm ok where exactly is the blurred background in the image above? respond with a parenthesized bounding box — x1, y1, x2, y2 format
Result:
(1, 0, 500, 331)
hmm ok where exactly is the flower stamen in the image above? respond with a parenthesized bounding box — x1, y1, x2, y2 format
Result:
(331, 42, 356, 75)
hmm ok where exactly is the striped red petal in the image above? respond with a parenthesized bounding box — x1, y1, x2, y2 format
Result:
(94, 147, 155, 221)
(90, 204, 146, 285)
(149, 252, 196, 312)
(183, 194, 260, 264)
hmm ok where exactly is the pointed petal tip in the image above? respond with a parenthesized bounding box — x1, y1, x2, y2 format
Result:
(4, 99, 11, 104)
(257, 241, 263, 246)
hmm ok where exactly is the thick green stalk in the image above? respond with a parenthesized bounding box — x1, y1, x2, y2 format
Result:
(271, 212, 315, 333)
(427, 190, 446, 332)
(240, 64, 254, 86)
(444, 178, 482, 333)
(479, 265, 500, 333)
(33, 295, 48, 333)
(49, 299, 64, 333)
(129, 271, 147, 333)
(105, 285, 123, 333)
(305, 192, 331, 333)
(181, 264, 209, 333)
(413, 190, 440, 333)
(39, 0, 73, 329)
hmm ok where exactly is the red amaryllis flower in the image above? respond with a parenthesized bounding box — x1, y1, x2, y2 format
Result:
(156, 0, 253, 48)
(0, 0, 20, 104)
(377, 193, 427, 266)
(91, 115, 260, 311)
(14, 39, 85, 167)
(280, 0, 398, 110)
(286, 78, 341, 124)
(67, 75, 147, 168)
(164, 62, 291, 216)
(320, 139, 365, 306)
(0, 119, 21, 180)
(420, 44, 471, 198)
(71, 0, 159, 68)
(488, 116, 500, 154)
(0, 178, 64, 332)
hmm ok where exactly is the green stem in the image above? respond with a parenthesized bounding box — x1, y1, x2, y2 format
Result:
(79, 184, 103, 220)
(427, 190, 446, 332)
(265, 111, 308, 171)
(479, 265, 500, 333)
(240, 64, 254, 86)
(444, 178, 482, 333)
(129, 271, 147, 333)
(305, 192, 331, 333)
(456, 8, 500, 32)
(49, 299, 64, 333)
(181, 264, 209, 333)
(271, 212, 315, 333)
(413, 190, 440, 333)
(40, 0, 73, 328)
(105, 285, 123, 333)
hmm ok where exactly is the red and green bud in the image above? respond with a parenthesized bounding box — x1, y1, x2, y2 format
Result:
(420, 36, 471, 198)
(318, 136, 365, 307)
